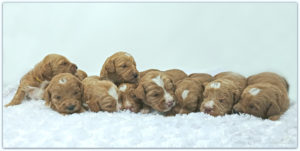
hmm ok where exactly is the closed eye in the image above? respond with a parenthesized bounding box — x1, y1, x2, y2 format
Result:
(55, 95, 61, 100)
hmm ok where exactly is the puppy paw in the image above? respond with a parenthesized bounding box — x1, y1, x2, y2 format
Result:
(268, 115, 280, 121)
(140, 108, 151, 114)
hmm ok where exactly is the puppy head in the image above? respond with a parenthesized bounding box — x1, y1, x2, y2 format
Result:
(200, 79, 240, 116)
(134, 71, 176, 112)
(82, 78, 121, 113)
(233, 83, 284, 119)
(118, 83, 142, 113)
(40, 54, 77, 80)
(44, 73, 83, 114)
(75, 69, 88, 81)
(101, 52, 139, 83)
(170, 78, 203, 114)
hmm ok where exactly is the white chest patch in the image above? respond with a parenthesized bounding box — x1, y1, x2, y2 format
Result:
(108, 86, 119, 100)
(249, 88, 260, 96)
(119, 84, 127, 92)
(181, 90, 189, 100)
(108, 86, 121, 111)
(25, 80, 49, 100)
(59, 78, 67, 84)
(204, 100, 214, 108)
(210, 82, 221, 89)
(26, 86, 44, 100)
(152, 75, 174, 102)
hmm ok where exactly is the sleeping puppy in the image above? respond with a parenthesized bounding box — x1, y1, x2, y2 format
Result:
(134, 70, 178, 113)
(5, 54, 77, 107)
(188, 73, 215, 84)
(233, 72, 289, 121)
(200, 72, 247, 116)
(164, 69, 188, 83)
(139, 69, 160, 78)
(82, 76, 122, 112)
(118, 83, 143, 113)
(100, 51, 139, 86)
(75, 69, 88, 81)
(166, 73, 213, 115)
(44, 73, 85, 114)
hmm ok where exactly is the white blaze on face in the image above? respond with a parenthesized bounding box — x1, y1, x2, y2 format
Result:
(152, 75, 174, 103)
(204, 100, 214, 108)
(59, 78, 67, 84)
(249, 88, 260, 96)
(108, 86, 121, 111)
(210, 82, 221, 89)
(181, 90, 189, 100)
(119, 84, 127, 92)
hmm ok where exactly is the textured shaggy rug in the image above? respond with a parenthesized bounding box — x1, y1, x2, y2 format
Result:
(2, 83, 297, 148)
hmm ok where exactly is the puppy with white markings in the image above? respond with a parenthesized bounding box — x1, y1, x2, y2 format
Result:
(100, 51, 139, 86)
(82, 76, 121, 112)
(118, 83, 143, 113)
(6, 54, 78, 107)
(44, 73, 85, 114)
(134, 70, 178, 113)
(233, 72, 289, 121)
(200, 72, 247, 116)
(166, 73, 213, 115)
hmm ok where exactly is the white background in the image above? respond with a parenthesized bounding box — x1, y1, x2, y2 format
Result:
(3, 3, 297, 99)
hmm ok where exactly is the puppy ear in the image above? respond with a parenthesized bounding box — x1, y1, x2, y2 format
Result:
(232, 88, 241, 104)
(134, 83, 146, 101)
(266, 101, 280, 118)
(43, 87, 51, 106)
(41, 62, 53, 80)
(105, 59, 115, 73)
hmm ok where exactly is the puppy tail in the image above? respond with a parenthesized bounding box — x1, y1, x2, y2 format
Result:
(5, 86, 26, 107)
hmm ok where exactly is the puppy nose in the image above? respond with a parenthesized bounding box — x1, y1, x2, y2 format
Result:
(71, 64, 77, 72)
(204, 108, 212, 113)
(67, 105, 75, 111)
(133, 73, 138, 79)
(232, 108, 238, 114)
(166, 101, 174, 107)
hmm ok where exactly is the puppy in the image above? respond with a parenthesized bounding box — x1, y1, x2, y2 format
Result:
(118, 83, 143, 113)
(82, 77, 122, 112)
(167, 73, 213, 115)
(164, 69, 188, 83)
(75, 69, 88, 81)
(188, 73, 215, 84)
(44, 73, 84, 114)
(200, 72, 247, 116)
(134, 70, 178, 113)
(140, 69, 160, 78)
(5, 54, 77, 107)
(100, 51, 139, 86)
(233, 72, 289, 121)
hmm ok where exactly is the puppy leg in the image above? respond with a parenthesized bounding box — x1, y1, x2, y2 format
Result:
(79, 107, 86, 113)
(5, 86, 26, 107)
(87, 100, 101, 112)
(140, 104, 152, 114)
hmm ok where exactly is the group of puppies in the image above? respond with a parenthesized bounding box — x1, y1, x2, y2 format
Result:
(6, 52, 290, 121)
